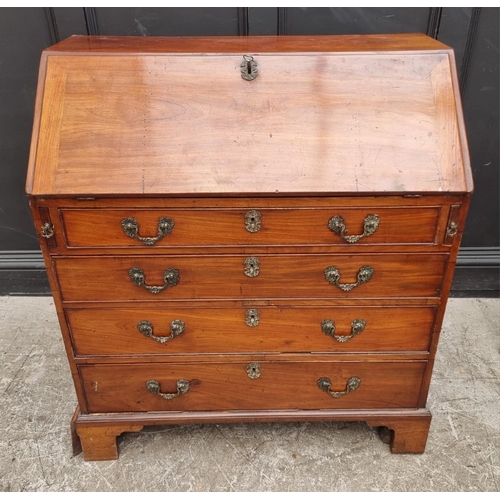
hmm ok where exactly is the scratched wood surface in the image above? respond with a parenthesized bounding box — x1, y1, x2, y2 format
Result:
(27, 36, 470, 196)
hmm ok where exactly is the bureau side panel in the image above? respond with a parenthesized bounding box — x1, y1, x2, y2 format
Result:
(417, 195, 471, 407)
(27, 198, 89, 412)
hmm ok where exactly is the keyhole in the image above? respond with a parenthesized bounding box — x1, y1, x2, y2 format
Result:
(247, 362, 261, 378)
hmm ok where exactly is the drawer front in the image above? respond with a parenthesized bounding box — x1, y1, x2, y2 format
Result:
(80, 361, 426, 413)
(54, 254, 447, 302)
(68, 306, 435, 355)
(60, 206, 440, 248)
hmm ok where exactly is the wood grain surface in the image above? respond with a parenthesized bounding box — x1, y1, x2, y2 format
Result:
(54, 253, 448, 302)
(28, 47, 469, 196)
(80, 360, 427, 412)
(26, 35, 473, 458)
(67, 305, 436, 356)
(45, 33, 451, 54)
(60, 206, 440, 248)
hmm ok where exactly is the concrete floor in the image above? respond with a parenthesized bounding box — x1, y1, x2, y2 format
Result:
(0, 297, 498, 492)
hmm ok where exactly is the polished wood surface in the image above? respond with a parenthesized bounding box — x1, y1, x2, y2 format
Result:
(54, 253, 447, 302)
(366, 414, 432, 454)
(38, 195, 464, 208)
(27, 41, 470, 196)
(80, 361, 426, 412)
(46, 34, 451, 54)
(27, 35, 472, 458)
(60, 206, 440, 248)
(73, 408, 432, 460)
(76, 424, 143, 461)
(67, 305, 436, 355)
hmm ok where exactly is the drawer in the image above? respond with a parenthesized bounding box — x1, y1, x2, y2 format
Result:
(54, 253, 447, 302)
(80, 360, 427, 413)
(59, 206, 441, 248)
(67, 306, 436, 355)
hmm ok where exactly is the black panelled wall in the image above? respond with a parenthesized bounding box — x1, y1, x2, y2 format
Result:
(0, 7, 498, 295)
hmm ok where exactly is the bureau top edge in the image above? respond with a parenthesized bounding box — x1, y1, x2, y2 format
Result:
(43, 34, 452, 55)
(27, 192, 471, 200)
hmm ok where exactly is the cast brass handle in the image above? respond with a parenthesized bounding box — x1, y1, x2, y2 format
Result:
(244, 257, 260, 277)
(245, 210, 261, 233)
(146, 379, 190, 400)
(137, 319, 185, 344)
(324, 265, 374, 291)
(121, 217, 174, 246)
(328, 214, 380, 243)
(321, 319, 366, 343)
(128, 267, 180, 294)
(41, 222, 54, 239)
(317, 377, 361, 398)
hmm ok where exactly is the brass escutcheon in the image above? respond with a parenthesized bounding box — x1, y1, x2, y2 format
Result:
(244, 257, 260, 278)
(241, 55, 258, 81)
(446, 221, 459, 238)
(247, 362, 261, 379)
(40, 222, 54, 239)
(245, 309, 260, 327)
(245, 210, 261, 233)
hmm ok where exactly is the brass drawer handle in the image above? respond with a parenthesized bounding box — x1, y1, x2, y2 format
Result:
(324, 265, 374, 291)
(121, 217, 174, 246)
(146, 379, 190, 400)
(245, 210, 261, 233)
(137, 319, 185, 344)
(328, 214, 380, 243)
(317, 377, 361, 398)
(128, 267, 180, 294)
(321, 319, 366, 343)
(244, 257, 260, 277)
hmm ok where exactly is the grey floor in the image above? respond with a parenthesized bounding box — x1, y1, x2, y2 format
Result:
(0, 297, 498, 492)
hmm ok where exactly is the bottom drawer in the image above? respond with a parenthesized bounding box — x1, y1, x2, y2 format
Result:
(80, 361, 426, 413)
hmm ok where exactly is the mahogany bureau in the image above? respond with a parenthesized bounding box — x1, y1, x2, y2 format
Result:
(26, 34, 472, 460)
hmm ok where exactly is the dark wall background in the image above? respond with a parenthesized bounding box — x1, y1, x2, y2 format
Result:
(0, 7, 498, 294)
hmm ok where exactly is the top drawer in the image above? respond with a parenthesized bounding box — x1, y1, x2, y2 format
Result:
(59, 206, 440, 248)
